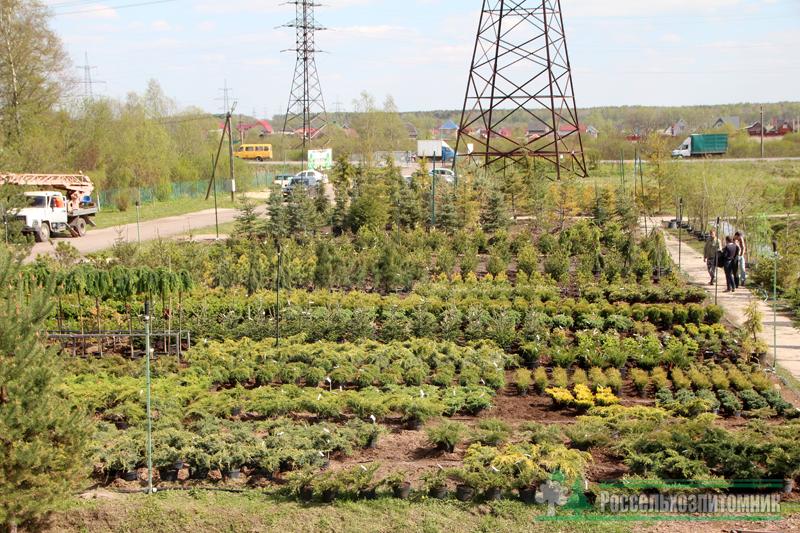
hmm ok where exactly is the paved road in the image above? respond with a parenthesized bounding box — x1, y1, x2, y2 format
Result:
(604, 157, 800, 164)
(649, 216, 800, 385)
(26, 207, 240, 262)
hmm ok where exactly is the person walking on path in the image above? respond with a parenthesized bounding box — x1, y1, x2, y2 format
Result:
(723, 236, 740, 293)
(703, 229, 721, 285)
(734, 231, 747, 288)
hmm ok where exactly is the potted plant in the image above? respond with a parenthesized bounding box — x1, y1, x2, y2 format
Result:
(422, 468, 449, 499)
(514, 467, 546, 504)
(514, 368, 532, 396)
(382, 472, 411, 499)
(448, 468, 479, 502)
(286, 468, 317, 502)
(348, 463, 380, 500)
(426, 419, 465, 453)
(313, 470, 341, 503)
(397, 397, 442, 430)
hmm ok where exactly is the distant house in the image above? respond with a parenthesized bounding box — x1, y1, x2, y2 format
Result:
(712, 116, 740, 130)
(746, 121, 764, 137)
(747, 119, 794, 137)
(434, 119, 459, 138)
(405, 122, 418, 140)
(527, 122, 548, 140)
(498, 127, 513, 138)
(586, 125, 599, 139)
(662, 119, 688, 137)
(557, 123, 587, 138)
(771, 119, 794, 136)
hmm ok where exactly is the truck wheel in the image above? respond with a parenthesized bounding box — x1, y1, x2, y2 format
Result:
(256, 157, 263, 162)
(35, 223, 51, 243)
(71, 217, 87, 237)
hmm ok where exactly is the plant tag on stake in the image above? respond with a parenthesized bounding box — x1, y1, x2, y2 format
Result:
(369, 414, 376, 424)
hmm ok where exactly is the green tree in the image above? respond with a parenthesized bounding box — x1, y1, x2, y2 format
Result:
(0, 245, 90, 532)
(287, 187, 319, 235)
(313, 240, 334, 288)
(0, 1, 67, 142)
(480, 189, 510, 233)
(233, 198, 261, 241)
(265, 186, 288, 239)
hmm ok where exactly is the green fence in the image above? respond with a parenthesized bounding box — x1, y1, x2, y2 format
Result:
(97, 172, 277, 210)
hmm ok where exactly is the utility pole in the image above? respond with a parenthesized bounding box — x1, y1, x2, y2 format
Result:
(678, 198, 684, 271)
(773, 241, 778, 369)
(77, 51, 105, 100)
(218, 80, 233, 114)
(282, 0, 329, 170)
(143, 300, 154, 495)
(274, 238, 282, 348)
(761, 106, 765, 159)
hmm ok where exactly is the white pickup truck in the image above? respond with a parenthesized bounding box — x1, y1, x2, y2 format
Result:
(3, 174, 98, 242)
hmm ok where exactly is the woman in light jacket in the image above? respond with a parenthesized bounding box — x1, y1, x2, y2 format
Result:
(734, 231, 747, 288)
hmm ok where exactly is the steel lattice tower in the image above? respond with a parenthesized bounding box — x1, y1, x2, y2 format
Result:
(282, 1, 328, 162)
(456, 0, 587, 179)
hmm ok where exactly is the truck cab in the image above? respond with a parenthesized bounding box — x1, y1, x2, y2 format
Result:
(672, 138, 692, 158)
(14, 190, 95, 242)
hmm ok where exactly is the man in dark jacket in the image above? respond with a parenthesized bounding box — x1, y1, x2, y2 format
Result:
(722, 236, 740, 293)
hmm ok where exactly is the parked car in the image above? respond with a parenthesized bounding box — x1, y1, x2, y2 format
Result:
(429, 168, 455, 183)
(283, 172, 323, 198)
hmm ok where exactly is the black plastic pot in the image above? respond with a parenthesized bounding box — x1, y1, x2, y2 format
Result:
(784, 479, 795, 494)
(406, 419, 424, 431)
(429, 486, 449, 499)
(455, 484, 475, 502)
(231, 407, 242, 417)
(122, 470, 138, 482)
(160, 469, 178, 482)
(299, 486, 314, 502)
(484, 487, 503, 501)
(393, 482, 412, 499)
(366, 435, 379, 449)
(359, 488, 378, 500)
(321, 489, 338, 503)
(518, 487, 537, 504)
(225, 468, 241, 480)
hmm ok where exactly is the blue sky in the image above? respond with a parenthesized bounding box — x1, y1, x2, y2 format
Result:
(47, 0, 800, 117)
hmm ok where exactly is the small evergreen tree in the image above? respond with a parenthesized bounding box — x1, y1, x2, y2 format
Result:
(287, 187, 319, 236)
(265, 186, 288, 239)
(480, 189, 510, 233)
(0, 246, 90, 532)
(314, 240, 335, 288)
(233, 198, 261, 241)
(436, 192, 459, 233)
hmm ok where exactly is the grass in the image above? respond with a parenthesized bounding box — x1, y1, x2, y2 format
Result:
(46, 490, 800, 533)
(93, 196, 237, 230)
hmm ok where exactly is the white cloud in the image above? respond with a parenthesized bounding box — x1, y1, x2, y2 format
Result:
(151, 20, 171, 31)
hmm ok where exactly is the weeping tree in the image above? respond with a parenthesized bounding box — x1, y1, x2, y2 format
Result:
(0, 245, 90, 533)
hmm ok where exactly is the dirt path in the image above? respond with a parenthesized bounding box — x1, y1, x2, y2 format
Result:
(652, 217, 800, 383)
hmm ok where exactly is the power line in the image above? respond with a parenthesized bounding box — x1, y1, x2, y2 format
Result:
(53, 0, 178, 16)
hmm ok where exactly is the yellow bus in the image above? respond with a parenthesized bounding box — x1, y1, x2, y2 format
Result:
(234, 144, 273, 161)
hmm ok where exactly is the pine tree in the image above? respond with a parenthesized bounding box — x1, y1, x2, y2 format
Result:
(0, 245, 89, 532)
(233, 198, 261, 241)
(265, 186, 288, 239)
(436, 192, 459, 233)
(287, 187, 319, 236)
(480, 189, 510, 233)
(313, 240, 334, 289)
